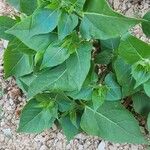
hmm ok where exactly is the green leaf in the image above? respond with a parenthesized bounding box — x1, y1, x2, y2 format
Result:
(95, 50, 112, 65)
(28, 42, 92, 98)
(8, 8, 60, 36)
(41, 41, 70, 69)
(81, 102, 146, 144)
(0, 16, 16, 40)
(58, 11, 78, 40)
(100, 37, 120, 50)
(7, 0, 38, 15)
(80, 0, 140, 40)
(144, 80, 150, 97)
(67, 87, 93, 101)
(7, 8, 60, 44)
(92, 86, 107, 110)
(70, 110, 78, 128)
(59, 115, 79, 141)
(66, 63, 98, 101)
(142, 11, 150, 37)
(132, 93, 150, 116)
(6, 14, 58, 52)
(8, 23, 57, 51)
(4, 39, 33, 78)
(18, 96, 58, 133)
(56, 93, 75, 112)
(148, 113, 150, 132)
(118, 34, 150, 64)
(105, 73, 122, 101)
(131, 62, 150, 88)
(114, 58, 138, 97)
(16, 73, 37, 93)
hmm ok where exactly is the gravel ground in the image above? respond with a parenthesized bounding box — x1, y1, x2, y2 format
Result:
(0, 0, 150, 150)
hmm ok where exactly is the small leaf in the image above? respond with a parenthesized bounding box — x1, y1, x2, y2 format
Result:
(0, 16, 16, 40)
(59, 115, 79, 141)
(56, 93, 74, 112)
(18, 96, 58, 133)
(95, 50, 112, 65)
(58, 11, 78, 40)
(92, 86, 107, 110)
(119, 34, 150, 64)
(144, 80, 150, 97)
(142, 11, 150, 37)
(16, 73, 37, 93)
(105, 73, 122, 101)
(100, 37, 120, 50)
(4, 39, 33, 78)
(70, 110, 78, 128)
(81, 102, 147, 144)
(131, 62, 150, 88)
(67, 87, 93, 101)
(114, 58, 139, 97)
(132, 93, 150, 116)
(41, 41, 70, 69)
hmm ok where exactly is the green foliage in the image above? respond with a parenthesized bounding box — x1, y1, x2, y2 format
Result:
(1, 0, 150, 144)
(142, 11, 150, 37)
(132, 93, 150, 116)
(81, 102, 146, 144)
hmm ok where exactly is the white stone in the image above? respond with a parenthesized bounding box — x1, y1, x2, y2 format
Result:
(97, 141, 106, 150)
(39, 145, 48, 150)
(2, 128, 12, 137)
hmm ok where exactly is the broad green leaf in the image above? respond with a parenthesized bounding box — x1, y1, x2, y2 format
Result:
(56, 93, 75, 112)
(0, 16, 16, 40)
(18, 96, 58, 133)
(95, 51, 112, 65)
(9, 38, 36, 55)
(131, 62, 150, 88)
(114, 58, 138, 97)
(92, 86, 107, 110)
(4, 39, 33, 78)
(28, 42, 92, 98)
(142, 11, 150, 37)
(41, 42, 70, 69)
(7, 9, 59, 51)
(148, 113, 150, 132)
(118, 34, 150, 64)
(80, 0, 140, 40)
(81, 102, 146, 144)
(67, 87, 93, 101)
(66, 64, 98, 101)
(100, 37, 120, 50)
(16, 73, 37, 93)
(7, 0, 38, 15)
(7, 8, 60, 43)
(7, 18, 58, 51)
(132, 93, 150, 116)
(144, 80, 150, 97)
(70, 110, 78, 128)
(59, 115, 79, 141)
(105, 73, 122, 101)
(58, 12, 78, 40)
